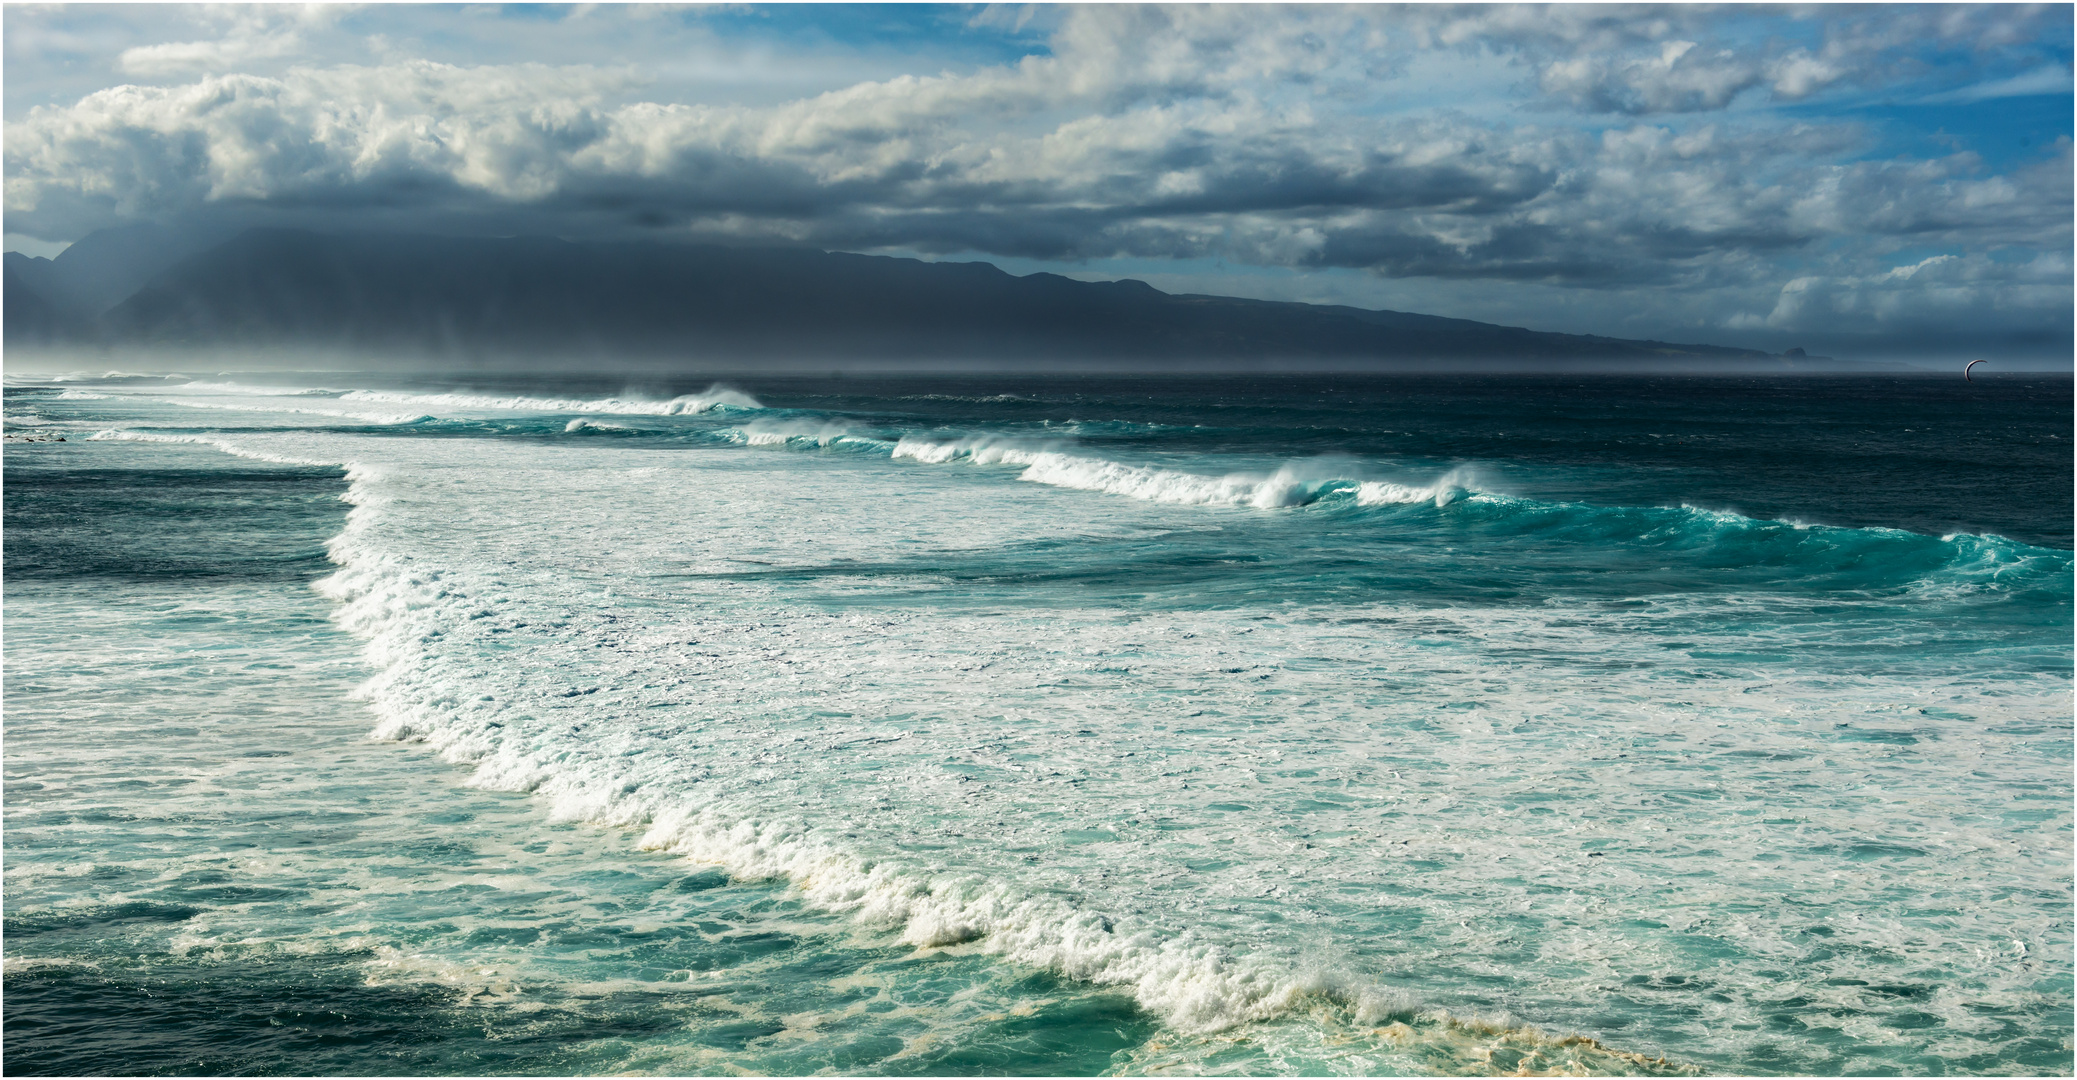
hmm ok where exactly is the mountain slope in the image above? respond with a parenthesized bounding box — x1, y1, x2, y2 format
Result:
(5, 256, 82, 346)
(89, 228, 1797, 367)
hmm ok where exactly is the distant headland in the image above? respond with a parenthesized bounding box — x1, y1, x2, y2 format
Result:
(6, 225, 1850, 372)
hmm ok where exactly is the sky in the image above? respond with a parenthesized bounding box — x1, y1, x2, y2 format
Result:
(4, 3, 2072, 362)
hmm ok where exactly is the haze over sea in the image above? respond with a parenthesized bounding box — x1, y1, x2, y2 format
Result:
(3, 368, 2070, 1077)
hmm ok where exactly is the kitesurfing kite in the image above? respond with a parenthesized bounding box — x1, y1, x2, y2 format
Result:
(1965, 359, 1988, 380)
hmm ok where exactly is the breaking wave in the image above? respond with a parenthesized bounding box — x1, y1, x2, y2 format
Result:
(338, 385, 762, 416)
(563, 418, 636, 434)
(163, 397, 432, 425)
(160, 381, 346, 397)
(83, 428, 353, 469)
(283, 442, 1415, 1041)
(302, 449, 1700, 1073)
(889, 435, 1409, 509)
(866, 434, 2063, 592)
(722, 419, 887, 450)
(50, 410, 2061, 1075)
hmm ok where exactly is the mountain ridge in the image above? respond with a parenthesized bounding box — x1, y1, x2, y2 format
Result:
(8, 227, 1833, 370)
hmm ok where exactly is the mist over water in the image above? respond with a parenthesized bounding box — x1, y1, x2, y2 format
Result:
(5, 369, 2070, 1076)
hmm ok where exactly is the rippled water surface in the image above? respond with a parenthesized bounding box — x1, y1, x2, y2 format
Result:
(5, 371, 2070, 1076)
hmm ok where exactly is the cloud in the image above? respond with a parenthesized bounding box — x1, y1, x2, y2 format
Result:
(1732, 248, 2074, 335)
(1408, 4, 2072, 115)
(1917, 62, 2074, 104)
(1538, 40, 1764, 114)
(116, 5, 347, 77)
(9, 39, 2064, 286)
(2, 3, 2068, 358)
(5, 61, 625, 223)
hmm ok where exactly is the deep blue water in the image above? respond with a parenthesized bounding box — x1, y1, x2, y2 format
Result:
(4, 370, 2070, 1076)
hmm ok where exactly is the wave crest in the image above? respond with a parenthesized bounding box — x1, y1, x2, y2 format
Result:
(339, 384, 762, 416)
(726, 419, 881, 449)
(892, 436, 1396, 509)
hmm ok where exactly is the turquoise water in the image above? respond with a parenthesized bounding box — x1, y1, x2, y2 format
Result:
(4, 371, 2070, 1076)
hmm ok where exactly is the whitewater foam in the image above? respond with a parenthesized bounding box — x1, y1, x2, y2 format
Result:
(163, 397, 432, 425)
(85, 428, 354, 469)
(727, 419, 875, 449)
(14, 369, 157, 383)
(705, 425, 2057, 590)
(309, 501, 1346, 1033)
(338, 385, 762, 417)
(156, 381, 343, 397)
(285, 434, 1594, 1043)
(25, 378, 2067, 1076)
(282, 431, 2063, 1065)
(1354, 470, 1476, 508)
(891, 436, 1376, 509)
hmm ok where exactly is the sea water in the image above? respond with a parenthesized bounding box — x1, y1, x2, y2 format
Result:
(4, 371, 2070, 1076)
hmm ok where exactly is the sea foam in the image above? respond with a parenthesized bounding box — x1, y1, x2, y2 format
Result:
(40, 380, 2069, 1077)
(85, 428, 354, 469)
(891, 435, 1384, 509)
(163, 397, 432, 425)
(338, 385, 762, 416)
(309, 489, 1355, 1033)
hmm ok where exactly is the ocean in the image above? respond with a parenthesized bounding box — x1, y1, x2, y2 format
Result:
(3, 369, 2070, 1076)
